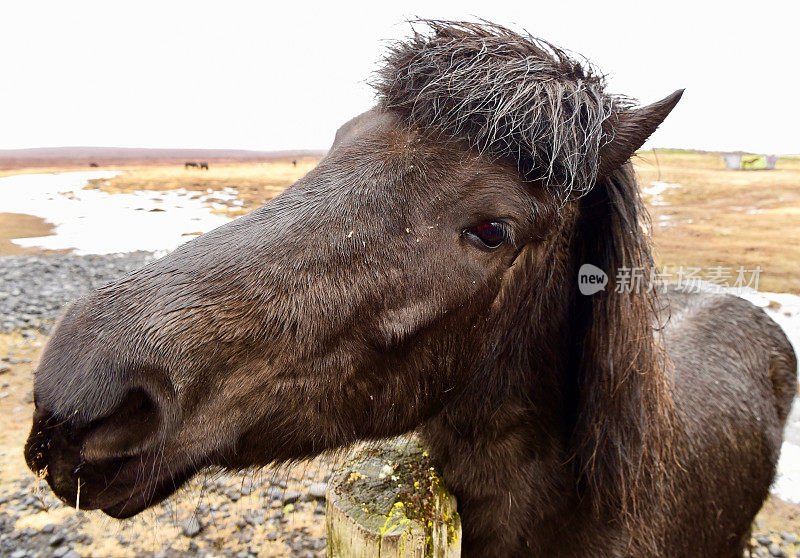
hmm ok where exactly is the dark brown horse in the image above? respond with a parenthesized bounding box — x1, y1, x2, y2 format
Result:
(25, 21, 796, 557)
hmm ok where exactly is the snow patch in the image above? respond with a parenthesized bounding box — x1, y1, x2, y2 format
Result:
(0, 171, 235, 255)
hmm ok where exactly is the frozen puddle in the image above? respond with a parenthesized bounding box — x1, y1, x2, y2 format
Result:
(643, 180, 680, 206)
(695, 282, 800, 502)
(644, 181, 680, 228)
(0, 171, 234, 254)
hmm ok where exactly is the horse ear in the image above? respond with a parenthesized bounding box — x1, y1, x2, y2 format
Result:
(597, 89, 684, 178)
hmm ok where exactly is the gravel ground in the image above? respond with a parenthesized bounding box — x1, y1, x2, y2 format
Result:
(0, 253, 155, 334)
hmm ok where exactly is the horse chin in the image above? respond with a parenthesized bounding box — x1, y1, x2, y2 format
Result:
(51, 456, 198, 519)
(99, 466, 196, 519)
(37, 452, 198, 518)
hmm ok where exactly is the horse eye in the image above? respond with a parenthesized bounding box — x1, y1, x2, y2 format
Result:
(464, 222, 508, 249)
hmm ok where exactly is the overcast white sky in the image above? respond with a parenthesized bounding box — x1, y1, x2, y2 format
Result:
(1, 0, 797, 154)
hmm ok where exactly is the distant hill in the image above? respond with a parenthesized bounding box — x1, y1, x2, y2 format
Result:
(0, 146, 326, 170)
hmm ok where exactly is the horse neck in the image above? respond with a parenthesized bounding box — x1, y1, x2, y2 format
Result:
(420, 249, 585, 554)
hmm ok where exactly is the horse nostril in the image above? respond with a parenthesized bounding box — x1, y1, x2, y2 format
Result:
(81, 388, 163, 462)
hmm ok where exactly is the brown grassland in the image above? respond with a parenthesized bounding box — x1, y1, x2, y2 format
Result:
(634, 150, 800, 294)
(0, 213, 58, 255)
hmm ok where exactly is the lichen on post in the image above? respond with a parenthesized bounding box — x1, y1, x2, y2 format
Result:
(326, 437, 462, 558)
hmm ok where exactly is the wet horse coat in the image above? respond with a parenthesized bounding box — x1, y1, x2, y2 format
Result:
(25, 21, 796, 557)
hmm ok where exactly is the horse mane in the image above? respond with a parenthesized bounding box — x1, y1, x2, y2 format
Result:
(570, 163, 674, 551)
(374, 19, 633, 199)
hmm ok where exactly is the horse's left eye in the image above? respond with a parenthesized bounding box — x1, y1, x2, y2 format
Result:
(464, 222, 508, 249)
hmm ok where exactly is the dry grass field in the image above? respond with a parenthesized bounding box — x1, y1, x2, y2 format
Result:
(633, 150, 800, 293)
(0, 213, 57, 255)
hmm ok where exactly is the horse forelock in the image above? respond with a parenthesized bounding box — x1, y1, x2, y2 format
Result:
(373, 20, 634, 199)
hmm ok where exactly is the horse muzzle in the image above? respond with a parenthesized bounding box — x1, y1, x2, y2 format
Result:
(24, 388, 194, 518)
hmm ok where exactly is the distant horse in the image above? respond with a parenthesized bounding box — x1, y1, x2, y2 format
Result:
(88, 162, 98, 168)
(185, 161, 199, 169)
(25, 21, 796, 557)
(200, 162, 209, 170)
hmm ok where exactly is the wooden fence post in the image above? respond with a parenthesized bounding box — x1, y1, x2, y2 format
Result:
(326, 437, 462, 558)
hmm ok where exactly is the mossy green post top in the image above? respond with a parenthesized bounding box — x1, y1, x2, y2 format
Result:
(326, 437, 462, 557)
